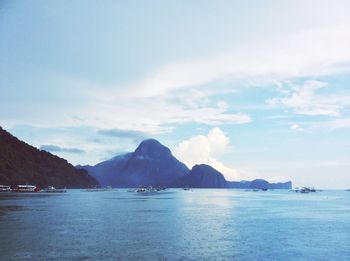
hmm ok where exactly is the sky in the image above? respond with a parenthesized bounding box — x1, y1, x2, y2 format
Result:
(1, 0, 350, 188)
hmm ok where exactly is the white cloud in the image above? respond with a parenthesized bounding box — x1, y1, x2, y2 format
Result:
(1, 74, 251, 135)
(6, 20, 350, 135)
(174, 128, 240, 181)
(290, 124, 304, 132)
(267, 80, 350, 117)
(126, 23, 350, 97)
(78, 97, 251, 135)
(73, 22, 350, 134)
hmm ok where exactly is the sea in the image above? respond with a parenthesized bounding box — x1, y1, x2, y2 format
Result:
(0, 189, 349, 261)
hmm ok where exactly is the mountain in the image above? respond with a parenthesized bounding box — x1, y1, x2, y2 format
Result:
(79, 139, 189, 187)
(173, 165, 292, 189)
(173, 164, 228, 188)
(79, 138, 292, 189)
(0, 127, 99, 188)
(228, 179, 292, 189)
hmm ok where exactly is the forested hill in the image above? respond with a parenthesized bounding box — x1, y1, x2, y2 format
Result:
(0, 127, 99, 188)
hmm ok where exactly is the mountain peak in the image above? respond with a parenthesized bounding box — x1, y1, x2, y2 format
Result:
(134, 139, 171, 158)
(190, 164, 227, 180)
(192, 164, 217, 173)
(81, 138, 189, 187)
(173, 163, 228, 188)
(138, 138, 162, 147)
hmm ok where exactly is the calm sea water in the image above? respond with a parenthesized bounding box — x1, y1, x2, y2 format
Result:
(0, 189, 349, 261)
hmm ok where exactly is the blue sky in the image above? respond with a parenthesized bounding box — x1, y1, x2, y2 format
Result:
(1, 0, 350, 188)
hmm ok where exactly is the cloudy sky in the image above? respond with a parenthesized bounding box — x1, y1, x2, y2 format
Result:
(1, 0, 350, 188)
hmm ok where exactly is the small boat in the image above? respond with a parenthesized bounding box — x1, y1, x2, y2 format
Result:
(261, 188, 268, 191)
(84, 186, 112, 192)
(12, 185, 40, 192)
(85, 188, 100, 192)
(136, 187, 146, 192)
(183, 186, 190, 191)
(252, 189, 259, 192)
(300, 187, 316, 193)
(135, 185, 157, 193)
(293, 187, 317, 193)
(346, 189, 350, 192)
(155, 186, 167, 191)
(0, 185, 11, 192)
(292, 187, 300, 193)
(136, 185, 146, 193)
(41, 186, 66, 193)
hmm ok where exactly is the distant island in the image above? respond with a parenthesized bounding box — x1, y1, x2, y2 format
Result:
(0, 127, 98, 188)
(0, 127, 292, 189)
(78, 139, 292, 189)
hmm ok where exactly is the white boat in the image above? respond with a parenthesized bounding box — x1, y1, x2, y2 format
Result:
(0, 185, 11, 192)
(41, 186, 66, 193)
(136, 186, 157, 193)
(12, 185, 39, 192)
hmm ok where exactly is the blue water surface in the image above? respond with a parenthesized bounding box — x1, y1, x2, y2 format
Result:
(0, 189, 349, 260)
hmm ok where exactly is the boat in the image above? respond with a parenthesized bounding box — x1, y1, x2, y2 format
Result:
(261, 188, 268, 191)
(84, 186, 113, 192)
(0, 185, 11, 192)
(183, 186, 190, 191)
(136, 187, 146, 192)
(292, 187, 317, 193)
(136, 186, 158, 193)
(300, 187, 316, 193)
(346, 189, 350, 192)
(12, 185, 40, 192)
(155, 186, 167, 191)
(41, 186, 66, 193)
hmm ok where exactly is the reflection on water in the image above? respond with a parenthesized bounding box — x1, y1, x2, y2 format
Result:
(0, 189, 350, 260)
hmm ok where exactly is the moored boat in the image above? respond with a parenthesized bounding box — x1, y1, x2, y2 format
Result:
(155, 186, 167, 191)
(136, 186, 157, 193)
(12, 185, 40, 192)
(0, 185, 11, 192)
(41, 186, 66, 193)
(136, 187, 146, 192)
(300, 187, 316, 193)
(83, 186, 113, 192)
(292, 187, 317, 193)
